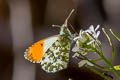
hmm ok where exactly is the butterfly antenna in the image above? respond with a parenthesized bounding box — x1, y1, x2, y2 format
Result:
(52, 25, 61, 28)
(64, 9, 75, 25)
(68, 22, 78, 35)
(52, 9, 75, 28)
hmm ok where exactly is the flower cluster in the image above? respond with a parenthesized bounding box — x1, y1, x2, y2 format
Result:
(72, 25, 101, 67)
(72, 24, 120, 79)
(74, 25, 100, 46)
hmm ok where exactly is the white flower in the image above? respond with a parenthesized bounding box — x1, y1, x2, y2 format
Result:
(78, 60, 94, 68)
(85, 25, 100, 45)
(85, 25, 100, 39)
(72, 45, 88, 55)
(73, 25, 100, 45)
(73, 25, 100, 52)
(72, 53, 80, 58)
(73, 29, 84, 41)
(73, 29, 86, 48)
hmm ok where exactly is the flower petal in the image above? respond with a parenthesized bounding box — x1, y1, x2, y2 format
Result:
(87, 40, 95, 45)
(72, 53, 80, 58)
(79, 29, 83, 38)
(72, 46, 79, 52)
(89, 25, 94, 32)
(96, 31, 100, 38)
(73, 37, 80, 41)
(78, 60, 87, 68)
(86, 61, 94, 66)
(95, 25, 100, 31)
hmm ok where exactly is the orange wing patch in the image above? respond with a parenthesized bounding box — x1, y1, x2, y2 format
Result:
(24, 40, 44, 63)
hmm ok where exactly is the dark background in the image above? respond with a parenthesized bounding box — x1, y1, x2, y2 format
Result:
(0, 0, 120, 80)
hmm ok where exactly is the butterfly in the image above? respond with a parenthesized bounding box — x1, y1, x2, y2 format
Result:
(24, 9, 75, 73)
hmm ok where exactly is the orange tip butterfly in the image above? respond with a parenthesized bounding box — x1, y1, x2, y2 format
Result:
(24, 9, 75, 73)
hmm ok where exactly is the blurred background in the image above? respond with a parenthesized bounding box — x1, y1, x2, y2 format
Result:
(0, 0, 120, 80)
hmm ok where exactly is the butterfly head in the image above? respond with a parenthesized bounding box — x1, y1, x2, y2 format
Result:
(60, 24, 73, 40)
(60, 9, 75, 41)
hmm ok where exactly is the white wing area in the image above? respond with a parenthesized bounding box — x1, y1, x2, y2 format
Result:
(44, 36, 58, 53)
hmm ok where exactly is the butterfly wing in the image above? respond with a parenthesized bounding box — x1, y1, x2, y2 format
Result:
(41, 35, 71, 73)
(24, 35, 59, 63)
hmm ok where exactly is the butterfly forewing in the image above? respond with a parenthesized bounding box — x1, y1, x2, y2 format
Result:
(24, 40, 45, 63)
(24, 36, 59, 63)
(41, 36, 71, 73)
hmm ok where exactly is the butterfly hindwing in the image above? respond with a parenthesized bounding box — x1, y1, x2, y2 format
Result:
(41, 36, 71, 73)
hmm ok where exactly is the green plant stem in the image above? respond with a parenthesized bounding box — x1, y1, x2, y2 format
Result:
(101, 28, 120, 78)
(110, 29, 120, 42)
(78, 52, 107, 71)
(91, 58, 103, 63)
(86, 65, 112, 80)
(96, 49, 120, 78)
(102, 28, 115, 63)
